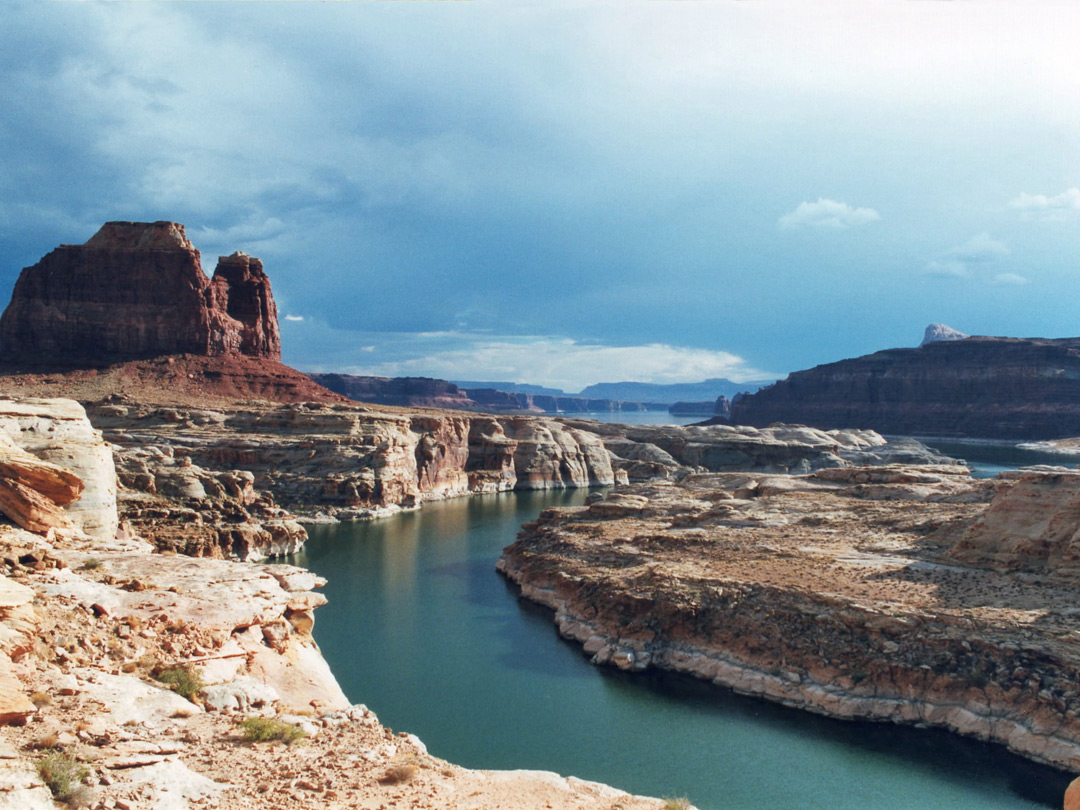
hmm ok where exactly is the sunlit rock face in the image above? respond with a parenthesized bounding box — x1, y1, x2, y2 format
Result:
(951, 468, 1080, 577)
(0, 397, 117, 539)
(0, 221, 281, 367)
(921, 323, 969, 346)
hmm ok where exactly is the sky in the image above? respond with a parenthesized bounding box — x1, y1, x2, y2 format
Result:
(2, 1, 1079, 393)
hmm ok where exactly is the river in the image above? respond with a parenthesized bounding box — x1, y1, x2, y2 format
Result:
(285, 454, 1074, 809)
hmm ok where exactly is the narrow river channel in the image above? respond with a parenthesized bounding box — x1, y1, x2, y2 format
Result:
(285, 483, 1070, 810)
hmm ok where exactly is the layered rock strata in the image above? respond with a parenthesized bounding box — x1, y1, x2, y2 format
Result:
(84, 400, 943, 536)
(0, 398, 672, 809)
(499, 466, 1080, 770)
(0, 222, 281, 368)
(951, 467, 1080, 576)
(0, 354, 347, 408)
(731, 335, 1080, 440)
(0, 398, 117, 539)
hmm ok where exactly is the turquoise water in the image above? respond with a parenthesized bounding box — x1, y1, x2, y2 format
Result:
(920, 437, 1080, 479)
(286, 489, 1070, 810)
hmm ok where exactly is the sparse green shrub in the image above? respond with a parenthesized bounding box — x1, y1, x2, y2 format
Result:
(80, 558, 102, 571)
(37, 749, 89, 802)
(240, 716, 307, 745)
(970, 669, 990, 688)
(153, 665, 203, 701)
(662, 798, 691, 810)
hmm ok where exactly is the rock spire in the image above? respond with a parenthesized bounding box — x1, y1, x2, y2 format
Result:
(0, 221, 281, 367)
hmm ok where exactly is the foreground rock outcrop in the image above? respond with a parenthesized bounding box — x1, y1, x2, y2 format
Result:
(0, 398, 117, 539)
(499, 465, 1080, 771)
(0, 222, 281, 368)
(0, 397, 673, 810)
(731, 333, 1080, 439)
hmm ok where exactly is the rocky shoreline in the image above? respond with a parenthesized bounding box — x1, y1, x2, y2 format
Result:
(498, 467, 1080, 773)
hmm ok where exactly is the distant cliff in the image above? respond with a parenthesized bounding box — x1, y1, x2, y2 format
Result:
(464, 388, 660, 414)
(732, 335, 1080, 440)
(578, 377, 771, 404)
(0, 221, 281, 368)
(307, 374, 663, 414)
(309, 374, 476, 409)
(668, 396, 732, 418)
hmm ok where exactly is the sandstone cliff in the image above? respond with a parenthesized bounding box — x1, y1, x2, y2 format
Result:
(1, 354, 347, 408)
(0, 398, 672, 810)
(0, 222, 281, 368)
(499, 466, 1080, 771)
(0, 398, 117, 539)
(79, 400, 941, 551)
(731, 335, 1080, 439)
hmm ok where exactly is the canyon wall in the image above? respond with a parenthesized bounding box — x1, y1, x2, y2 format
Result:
(499, 467, 1080, 770)
(0, 221, 281, 368)
(86, 401, 935, 548)
(0, 397, 669, 810)
(731, 335, 1080, 440)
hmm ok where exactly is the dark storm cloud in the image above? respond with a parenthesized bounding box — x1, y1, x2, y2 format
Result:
(2, 1, 1079, 385)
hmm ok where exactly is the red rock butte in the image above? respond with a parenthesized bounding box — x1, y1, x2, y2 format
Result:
(0, 221, 281, 368)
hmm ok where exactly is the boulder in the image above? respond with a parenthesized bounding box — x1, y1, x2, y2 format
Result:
(951, 469, 1080, 576)
(0, 398, 117, 539)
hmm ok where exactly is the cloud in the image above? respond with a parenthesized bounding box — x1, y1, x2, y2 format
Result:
(991, 272, 1029, 286)
(778, 198, 880, 230)
(923, 259, 970, 279)
(284, 322, 774, 393)
(1009, 188, 1080, 220)
(283, 314, 304, 322)
(944, 232, 1010, 263)
(923, 233, 1008, 279)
